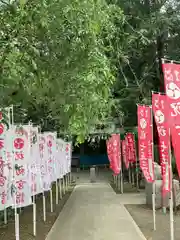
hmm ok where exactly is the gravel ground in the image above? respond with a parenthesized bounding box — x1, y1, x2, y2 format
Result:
(126, 204, 180, 240)
(0, 184, 74, 240)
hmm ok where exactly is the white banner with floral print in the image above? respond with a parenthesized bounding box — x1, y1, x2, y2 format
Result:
(30, 126, 43, 196)
(56, 139, 61, 180)
(56, 138, 66, 179)
(44, 132, 57, 183)
(65, 142, 72, 174)
(39, 134, 51, 191)
(61, 140, 67, 177)
(11, 125, 32, 208)
(0, 108, 13, 210)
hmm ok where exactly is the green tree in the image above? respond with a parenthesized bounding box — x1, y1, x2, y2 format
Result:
(0, 0, 125, 142)
(108, 0, 180, 127)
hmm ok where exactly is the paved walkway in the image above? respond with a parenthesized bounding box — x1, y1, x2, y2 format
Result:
(45, 183, 146, 240)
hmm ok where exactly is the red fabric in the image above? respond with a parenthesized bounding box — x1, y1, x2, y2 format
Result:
(122, 139, 129, 169)
(126, 133, 136, 163)
(137, 105, 154, 183)
(152, 93, 170, 195)
(162, 63, 180, 176)
(106, 134, 121, 175)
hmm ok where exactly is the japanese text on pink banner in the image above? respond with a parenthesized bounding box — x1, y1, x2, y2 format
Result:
(137, 105, 154, 183)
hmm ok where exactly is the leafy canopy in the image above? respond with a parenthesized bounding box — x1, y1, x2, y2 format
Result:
(0, 0, 125, 142)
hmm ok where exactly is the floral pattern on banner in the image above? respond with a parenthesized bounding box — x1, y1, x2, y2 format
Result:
(65, 142, 72, 174)
(0, 109, 12, 210)
(59, 139, 67, 178)
(56, 139, 63, 179)
(137, 105, 154, 183)
(12, 125, 32, 208)
(45, 133, 57, 183)
(39, 134, 50, 191)
(162, 63, 180, 177)
(30, 126, 42, 196)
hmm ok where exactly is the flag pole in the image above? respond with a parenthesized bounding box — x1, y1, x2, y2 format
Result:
(43, 192, 46, 222)
(33, 195, 36, 236)
(169, 60, 174, 240)
(63, 175, 65, 195)
(66, 174, 68, 191)
(169, 129, 174, 240)
(134, 133, 139, 190)
(150, 105, 156, 231)
(69, 145, 72, 186)
(117, 174, 119, 190)
(4, 208, 7, 224)
(29, 122, 37, 237)
(125, 134, 131, 184)
(39, 127, 47, 222)
(56, 179, 59, 205)
(50, 188, 53, 213)
(59, 178, 62, 199)
(128, 166, 131, 183)
(152, 181, 156, 230)
(4, 107, 11, 226)
(131, 163, 135, 186)
(120, 167, 124, 194)
(11, 106, 20, 240)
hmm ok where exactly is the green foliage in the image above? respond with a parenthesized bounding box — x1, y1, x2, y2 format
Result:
(2, 0, 180, 142)
(0, 0, 125, 142)
(108, 0, 180, 127)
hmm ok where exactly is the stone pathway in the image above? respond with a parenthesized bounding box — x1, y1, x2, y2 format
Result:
(45, 183, 146, 240)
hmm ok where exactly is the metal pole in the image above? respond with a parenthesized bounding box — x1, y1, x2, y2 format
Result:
(63, 176, 65, 195)
(150, 105, 156, 231)
(128, 167, 131, 183)
(131, 163, 135, 186)
(59, 179, 62, 199)
(134, 139, 139, 189)
(120, 169, 124, 194)
(117, 174, 120, 190)
(152, 182, 156, 230)
(169, 130, 174, 240)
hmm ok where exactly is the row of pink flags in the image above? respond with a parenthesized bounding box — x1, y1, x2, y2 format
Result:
(106, 61, 180, 239)
(138, 63, 180, 197)
(106, 132, 136, 175)
(107, 62, 180, 196)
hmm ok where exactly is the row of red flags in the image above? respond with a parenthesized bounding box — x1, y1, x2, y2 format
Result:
(107, 63, 180, 197)
(106, 133, 136, 175)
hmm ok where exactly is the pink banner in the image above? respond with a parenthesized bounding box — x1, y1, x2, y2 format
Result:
(152, 93, 170, 194)
(106, 134, 121, 175)
(126, 133, 136, 163)
(162, 63, 180, 176)
(122, 139, 129, 169)
(137, 105, 154, 183)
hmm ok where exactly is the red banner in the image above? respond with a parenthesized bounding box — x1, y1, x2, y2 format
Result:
(122, 139, 129, 169)
(137, 105, 154, 183)
(152, 93, 170, 194)
(106, 134, 121, 175)
(162, 63, 180, 176)
(126, 133, 136, 163)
